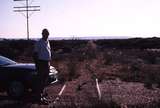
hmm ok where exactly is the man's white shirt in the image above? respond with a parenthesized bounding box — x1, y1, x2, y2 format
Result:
(34, 39, 51, 61)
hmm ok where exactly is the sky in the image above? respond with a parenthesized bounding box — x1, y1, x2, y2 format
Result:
(1, 0, 160, 39)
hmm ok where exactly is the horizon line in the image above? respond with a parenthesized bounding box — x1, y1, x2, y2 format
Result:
(0, 36, 159, 41)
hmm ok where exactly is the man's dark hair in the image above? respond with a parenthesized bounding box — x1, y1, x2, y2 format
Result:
(42, 29, 49, 36)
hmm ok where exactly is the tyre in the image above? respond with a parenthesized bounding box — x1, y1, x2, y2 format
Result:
(7, 81, 25, 98)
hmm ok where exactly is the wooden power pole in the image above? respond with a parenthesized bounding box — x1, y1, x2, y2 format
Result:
(13, 0, 40, 40)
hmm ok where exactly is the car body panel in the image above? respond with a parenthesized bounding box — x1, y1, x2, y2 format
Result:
(0, 56, 58, 93)
(4, 63, 36, 70)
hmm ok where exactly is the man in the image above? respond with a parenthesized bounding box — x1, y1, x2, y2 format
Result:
(33, 28, 51, 104)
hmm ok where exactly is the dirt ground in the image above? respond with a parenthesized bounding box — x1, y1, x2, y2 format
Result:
(1, 56, 160, 108)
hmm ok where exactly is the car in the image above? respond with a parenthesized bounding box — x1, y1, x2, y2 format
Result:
(0, 55, 58, 98)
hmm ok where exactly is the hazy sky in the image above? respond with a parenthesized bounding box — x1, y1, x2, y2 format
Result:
(1, 0, 160, 39)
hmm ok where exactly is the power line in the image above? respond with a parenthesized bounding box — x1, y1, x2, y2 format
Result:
(13, 0, 40, 40)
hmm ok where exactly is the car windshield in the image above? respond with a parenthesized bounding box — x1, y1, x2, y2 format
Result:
(0, 56, 16, 66)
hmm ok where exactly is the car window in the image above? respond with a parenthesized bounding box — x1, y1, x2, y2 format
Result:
(0, 56, 16, 66)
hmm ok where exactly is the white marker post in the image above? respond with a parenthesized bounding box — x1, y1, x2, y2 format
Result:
(48, 84, 66, 108)
(96, 78, 101, 100)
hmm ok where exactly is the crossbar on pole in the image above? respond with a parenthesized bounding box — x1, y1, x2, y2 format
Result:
(14, 6, 40, 8)
(14, 9, 40, 12)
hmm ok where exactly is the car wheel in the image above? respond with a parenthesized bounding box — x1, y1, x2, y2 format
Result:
(7, 81, 25, 98)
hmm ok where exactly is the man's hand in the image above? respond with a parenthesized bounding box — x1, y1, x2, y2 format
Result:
(48, 62, 50, 67)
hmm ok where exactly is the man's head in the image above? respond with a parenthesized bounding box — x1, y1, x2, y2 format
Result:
(42, 29, 49, 41)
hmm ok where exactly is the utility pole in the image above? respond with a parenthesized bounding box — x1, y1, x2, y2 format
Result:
(13, 0, 40, 40)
